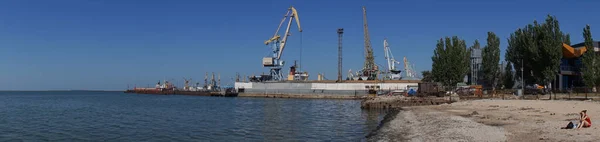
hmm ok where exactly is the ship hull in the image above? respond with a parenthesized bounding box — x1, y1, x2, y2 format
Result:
(125, 89, 213, 96)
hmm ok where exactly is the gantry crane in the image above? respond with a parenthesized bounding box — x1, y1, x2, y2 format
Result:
(361, 6, 378, 80)
(262, 6, 302, 82)
(383, 38, 402, 80)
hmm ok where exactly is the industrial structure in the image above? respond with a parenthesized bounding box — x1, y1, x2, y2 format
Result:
(381, 39, 420, 81)
(127, 5, 426, 99)
(468, 47, 483, 85)
(234, 6, 421, 99)
(359, 6, 378, 80)
(337, 28, 344, 82)
(383, 38, 402, 80)
(262, 6, 303, 82)
(403, 57, 420, 80)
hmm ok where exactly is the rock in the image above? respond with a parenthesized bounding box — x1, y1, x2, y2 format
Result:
(519, 107, 534, 110)
(471, 111, 479, 115)
(450, 94, 460, 102)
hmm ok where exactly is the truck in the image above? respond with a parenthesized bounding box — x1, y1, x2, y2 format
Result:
(417, 82, 445, 97)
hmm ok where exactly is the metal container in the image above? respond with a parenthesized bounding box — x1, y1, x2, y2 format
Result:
(262, 57, 273, 66)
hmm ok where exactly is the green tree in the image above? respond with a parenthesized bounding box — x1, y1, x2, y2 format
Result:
(482, 32, 501, 92)
(503, 62, 515, 89)
(431, 36, 471, 89)
(496, 64, 504, 89)
(421, 70, 433, 82)
(505, 15, 565, 88)
(506, 27, 535, 85)
(564, 34, 571, 45)
(536, 16, 564, 88)
(471, 40, 481, 49)
(581, 24, 596, 92)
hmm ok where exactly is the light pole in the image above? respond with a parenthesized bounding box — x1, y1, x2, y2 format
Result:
(521, 59, 524, 97)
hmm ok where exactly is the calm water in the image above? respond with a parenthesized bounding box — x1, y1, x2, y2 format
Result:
(0, 91, 385, 141)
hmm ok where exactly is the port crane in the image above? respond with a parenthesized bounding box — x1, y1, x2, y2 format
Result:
(403, 57, 419, 79)
(183, 77, 192, 90)
(360, 6, 378, 80)
(262, 6, 302, 82)
(383, 38, 402, 80)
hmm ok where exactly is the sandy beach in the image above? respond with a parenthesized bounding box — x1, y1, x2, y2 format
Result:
(369, 99, 600, 142)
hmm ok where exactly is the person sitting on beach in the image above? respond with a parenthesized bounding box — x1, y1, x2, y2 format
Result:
(577, 110, 591, 129)
(562, 110, 592, 129)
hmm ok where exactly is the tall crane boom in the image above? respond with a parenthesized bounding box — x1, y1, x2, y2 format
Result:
(264, 6, 302, 60)
(403, 56, 417, 79)
(261, 6, 302, 82)
(383, 38, 402, 80)
(361, 6, 377, 80)
(383, 38, 393, 71)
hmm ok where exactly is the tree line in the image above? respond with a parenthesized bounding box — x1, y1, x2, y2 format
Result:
(421, 15, 598, 91)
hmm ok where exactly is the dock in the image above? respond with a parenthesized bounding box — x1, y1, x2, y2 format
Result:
(238, 93, 365, 100)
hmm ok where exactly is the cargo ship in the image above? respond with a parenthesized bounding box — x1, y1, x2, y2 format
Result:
(125, 77, 238, 97)
(125, 88, 238, 97)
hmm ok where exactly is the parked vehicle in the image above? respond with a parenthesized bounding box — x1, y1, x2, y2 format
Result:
(513, 84, 547, 95)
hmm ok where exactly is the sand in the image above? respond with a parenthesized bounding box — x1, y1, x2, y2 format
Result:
(369, 99, 600, 142)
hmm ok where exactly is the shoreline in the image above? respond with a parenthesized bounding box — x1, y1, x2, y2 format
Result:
(365, 109, 401, 139)
(368, 99, 600, 141)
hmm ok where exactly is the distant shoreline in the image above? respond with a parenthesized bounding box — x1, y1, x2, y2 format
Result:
(0, 90, 122, 92)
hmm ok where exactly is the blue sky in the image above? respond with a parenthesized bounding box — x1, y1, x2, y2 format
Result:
(0, 0, 598, 90)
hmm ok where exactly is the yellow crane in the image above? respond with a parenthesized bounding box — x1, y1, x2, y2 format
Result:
(262, 6, 302, 81)
(361, 6, 377, 80)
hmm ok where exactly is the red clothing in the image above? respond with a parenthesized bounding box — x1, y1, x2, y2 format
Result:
(585, 116, 592, 126)
(581, 114, 592, 127)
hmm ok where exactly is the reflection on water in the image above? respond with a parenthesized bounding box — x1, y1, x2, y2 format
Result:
(0, 91, 386, 141)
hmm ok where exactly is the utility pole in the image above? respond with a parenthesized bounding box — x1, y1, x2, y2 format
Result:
(337, 28, 344, 82)
(521, 59, 524, 98)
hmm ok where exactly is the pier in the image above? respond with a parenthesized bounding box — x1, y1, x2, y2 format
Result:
(238, 93, 365, 100)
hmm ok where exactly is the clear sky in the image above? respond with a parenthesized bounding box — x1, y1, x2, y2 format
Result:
(0, 0, 598, 90)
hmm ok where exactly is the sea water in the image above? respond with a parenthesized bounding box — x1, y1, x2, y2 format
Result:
(0, 91, 385, 141)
